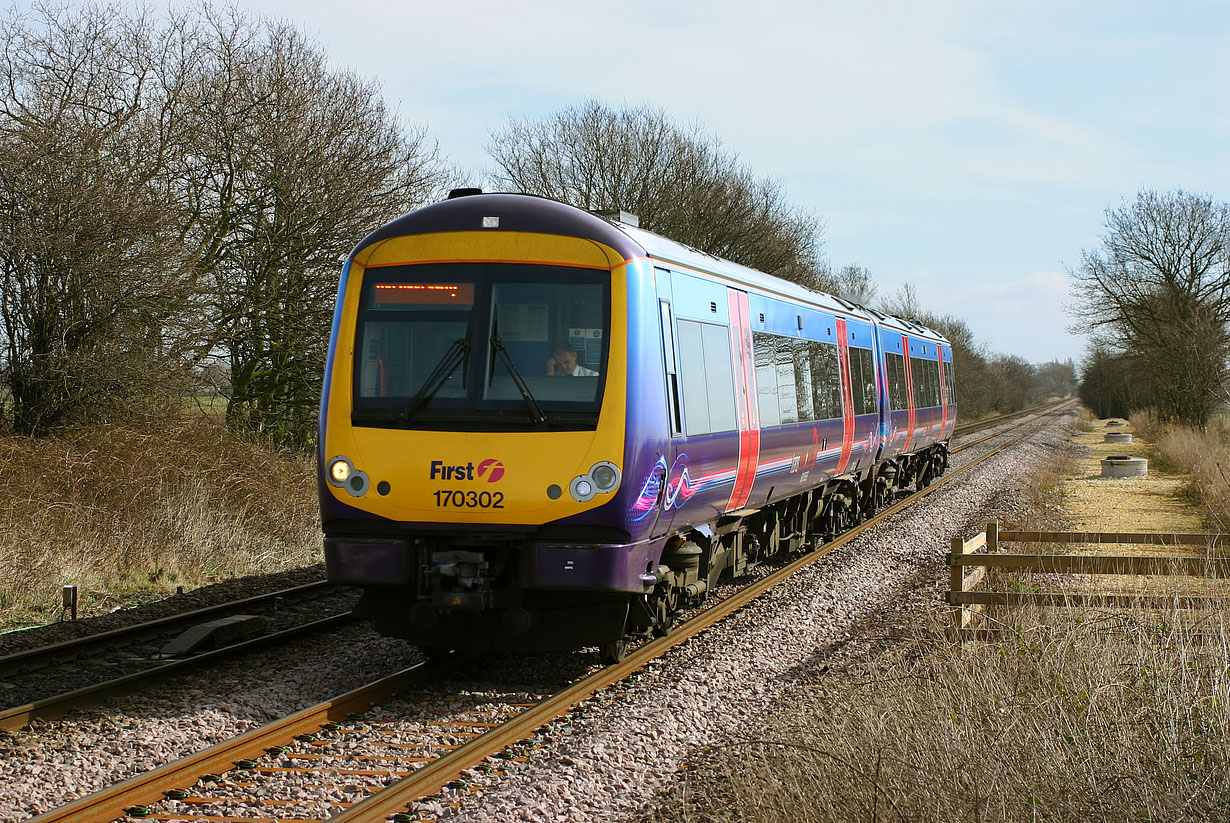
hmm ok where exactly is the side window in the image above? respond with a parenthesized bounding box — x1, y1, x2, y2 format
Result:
(850, 347, 876, 415)
(702, 323, 737, 432)
(886, 352, 907, 411)
(659, 301, 682, 436)
(677, 319, 736, 434)
(945, 360, 956, 403)
(678, 321, 709, 433)
(753, 331, 780, 427)
(774, 336, 797, 424)
(911, 357, 942, 408)
(809, 341, 841, 419)
(793, 339, 815, 422)
(910, 357, 927, 409)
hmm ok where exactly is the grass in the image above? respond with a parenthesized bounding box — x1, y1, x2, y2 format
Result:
(0, 415, 319, 631)
(1130, 412, 1230, 531)
(697, 606, 1230, 823)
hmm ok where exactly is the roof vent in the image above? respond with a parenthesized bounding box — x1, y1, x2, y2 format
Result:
(448, 187, 483, 199)
(594, 209, 639, 227)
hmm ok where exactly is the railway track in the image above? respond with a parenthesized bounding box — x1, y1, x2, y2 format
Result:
(25, 400, 1076, 823)
(0, 581, 358, 731)
(951, 399, 1067, 439)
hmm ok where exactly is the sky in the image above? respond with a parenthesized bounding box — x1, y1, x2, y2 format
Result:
(102, 1, 1230, 364)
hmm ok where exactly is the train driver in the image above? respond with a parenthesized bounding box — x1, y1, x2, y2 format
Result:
(547, 343, 598, 377)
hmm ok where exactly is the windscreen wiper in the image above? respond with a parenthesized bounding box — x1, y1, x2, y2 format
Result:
(401, 337, 469, 423)
(490, 334, 547, 424)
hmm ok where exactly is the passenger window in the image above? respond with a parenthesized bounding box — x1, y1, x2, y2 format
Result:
(850, 347, 876, 415)
(792, 339, 815, 422)
(886, 352, 907, 411)
(809, 341, 841, 419)
(774, 336, 797, 424)
(677, 319, 736, 434)
(754, 332, 780, 427)
(701, 323, 737, 432)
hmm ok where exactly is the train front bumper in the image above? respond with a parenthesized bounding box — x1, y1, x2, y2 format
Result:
(324, 536, 656, 594)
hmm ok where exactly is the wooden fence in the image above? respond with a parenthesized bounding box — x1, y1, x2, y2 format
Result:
(947, 521, 1230, 641)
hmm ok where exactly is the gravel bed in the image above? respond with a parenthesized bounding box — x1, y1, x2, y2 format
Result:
(0, 621, 421, 822)
(0, 586, 360, 709)
(0, 411, 1072, 822)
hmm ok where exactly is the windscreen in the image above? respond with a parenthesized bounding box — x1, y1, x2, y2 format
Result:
(352, 262, 609, 429)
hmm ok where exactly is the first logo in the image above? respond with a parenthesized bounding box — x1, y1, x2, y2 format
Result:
(477, 459, 505, 482)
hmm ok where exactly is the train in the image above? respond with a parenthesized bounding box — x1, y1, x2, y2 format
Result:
(318, 191, 956, 662)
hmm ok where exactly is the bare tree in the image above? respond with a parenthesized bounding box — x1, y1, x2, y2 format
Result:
(878, 282, 924, 321)
(179, 13, 447, 447)
(487, 100, 830, 290)
(0, 3, 198, 434)
(834, 264, 877, 306)
(1035, 359, 1078, 398)
(1070, 188, 1230, 426)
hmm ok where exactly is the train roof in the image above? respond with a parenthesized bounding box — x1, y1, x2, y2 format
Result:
(603, 215, 950, 347)
(353, 192, 949, 347)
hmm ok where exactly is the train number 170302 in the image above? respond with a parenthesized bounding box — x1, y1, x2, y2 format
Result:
(433, 490, 505, 508)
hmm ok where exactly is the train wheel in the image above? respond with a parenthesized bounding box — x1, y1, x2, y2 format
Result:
(651, 586, 677, 638)
(599, 637, 629, 665)
(868, 482, 888, 517)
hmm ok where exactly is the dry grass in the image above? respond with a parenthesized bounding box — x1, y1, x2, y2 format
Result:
(1073, 407, 1097, 433)
(1129, 412, 1230, 531)
(0, 417, 319, 630)
(707, 607, 1230, 823)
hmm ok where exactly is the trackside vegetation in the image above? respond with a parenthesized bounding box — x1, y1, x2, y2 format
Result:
(698, 606, 1230, 823)
(0, 415, 318, 630)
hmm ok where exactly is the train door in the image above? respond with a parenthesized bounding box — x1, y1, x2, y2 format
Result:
(902, 335, 917, 454)
(871, 323, 888, 462)
(835, 318, 856, 475)
(937, 345, 948, 437)
(725, 288, 759, 512)
(653, 268, 682, 538)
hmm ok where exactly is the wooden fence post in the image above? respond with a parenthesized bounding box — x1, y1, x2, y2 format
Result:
(950, 535, 966, 640)
(987, 519, 999, 552)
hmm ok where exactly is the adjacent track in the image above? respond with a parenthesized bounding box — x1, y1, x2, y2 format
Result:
(28, 400, 1074, 823)
(0, 581, 356, 731)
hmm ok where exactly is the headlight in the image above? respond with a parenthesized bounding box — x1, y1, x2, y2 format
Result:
(327, 456, 369, 497)
(569, 462, 621, 502)
(327, 456, 352, 486)
(570, 476, 595, 502)
(590, 462, 621, 492)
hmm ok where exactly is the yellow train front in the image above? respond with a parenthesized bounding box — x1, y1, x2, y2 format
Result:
(319, 191, 654, 656)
